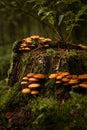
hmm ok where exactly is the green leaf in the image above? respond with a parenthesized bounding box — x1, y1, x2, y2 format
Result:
(58, 14, 64, 26)
(41, 15, 47, 20)
(38, 7, 47, 16)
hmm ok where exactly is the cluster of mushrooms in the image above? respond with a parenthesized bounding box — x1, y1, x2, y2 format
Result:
(21, 73, 45, 95)
(49, 72, 87, 89)
(21, 72, 87, 95)
(19, 35, 52, 51)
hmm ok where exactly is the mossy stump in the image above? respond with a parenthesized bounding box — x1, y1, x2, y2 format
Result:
(8, 36, 87, 87)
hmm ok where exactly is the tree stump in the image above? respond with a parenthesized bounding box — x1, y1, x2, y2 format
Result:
(8, 36, 87, 87)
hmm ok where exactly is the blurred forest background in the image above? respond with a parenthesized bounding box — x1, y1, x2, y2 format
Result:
(0, 0, 87, 80)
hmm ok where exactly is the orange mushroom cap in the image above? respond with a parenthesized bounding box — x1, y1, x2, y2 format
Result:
(24, 47, 31, 50)
(68, 79, 79, 85)
(22, 77, 29, 80)
(60, 72, 70, 77)
(28, 83, 41, 89)
(33, 74, 45, 79)
(78, 74, 87, 79)
(22, 88, 31, 94)
(30, 35, 40, 40)
(62, 77, 70, 82)
(21, 81, 29, 85)
(55, 80, 62, 84)
(27, 73, 35, 78)
(31, 90, 39, 95)
(56, 75, 63, 80)
(44, 38, 52, 42)
(71, 75, 78, 79)
(79, 82, 87, 88)
(28, 77, 39, 82)
(49, 73, 58, 79)
(24, 38, 32, 43)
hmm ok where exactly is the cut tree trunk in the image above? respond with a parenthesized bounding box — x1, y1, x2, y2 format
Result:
(8, 37, 87, 87)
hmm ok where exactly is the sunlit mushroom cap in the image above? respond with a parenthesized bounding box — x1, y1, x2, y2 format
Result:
(40, 38, 52, 44)
(33, 74, 45, 79)
(28, 78, 39, 82)
(24, 38, 32, 43)
(22, 88, 31, 94)
(20, 43, 27, 47)
(39, 37, 45, 40)
(31, 90, 39, 95)
(65, 75, 72, 79)
(22, 77, 29, 80)
(19, 47, 25, 50)
(57, 71, 64, 76)
(55, 80, 62, 84)
(30, 35, 40, 40)
(27, 73, 35, 78)
(62, 77, 70, 82)
(21, 81, 29, 85)
(60, 72, 70, 77)
(49, 73, 58, 79)
(24, 47, 31, 50)
(79, 82, 87, 88)
(56, 75, 63, 80)
(78, 74, 87, 79)
(71, 75, 78, 79)
(28, 83, 41, 88)
(68, 79, 79, 84)
(44, 38, 52, 42)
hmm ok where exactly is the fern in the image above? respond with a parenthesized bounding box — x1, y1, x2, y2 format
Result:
(28, 0, 87, 42)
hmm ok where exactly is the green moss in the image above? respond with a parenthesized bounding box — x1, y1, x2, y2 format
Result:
(23, 94, 87, 130)
(1, 80, 87, 129)
(46, 48, 58, 55)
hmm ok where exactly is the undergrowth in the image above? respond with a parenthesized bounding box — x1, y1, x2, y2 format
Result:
(0, 80, 87, 129)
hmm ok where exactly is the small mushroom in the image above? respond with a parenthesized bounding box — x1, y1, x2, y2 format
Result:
(44, 38, 52, 42)
(56, 75, 63, 80)
(71, 75, 78, 79)
(57, 71, 64, 76)
(78, 74, 87, 79)
(21, 43, 27, 47)
(19, 47, 25, 51)
(31, 90, 39, 95)
(40, 38, 51, 45)
(22, 77, 29, 81)
(60, 72, 70, 77)
(30, 35, 40, 40)
(22, 88, 31, 94)
(21, 81, 29, 85)
(33, 74, 45, 79)
(55, 80, 62, 84)
(79, 82, 87, 88)
(49, 73, 58, 79)
(24, 38, 32, 43)
(28, 77, 39, 82)
(68, 79, 79, 85)
(24, 47, 31, 51)
(62, 77, 70, 82)
(28, 83, 41, 89)
(27, 73, 35, 78)
(65, 75, 72, 79)
(39, 37, 45, 40)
